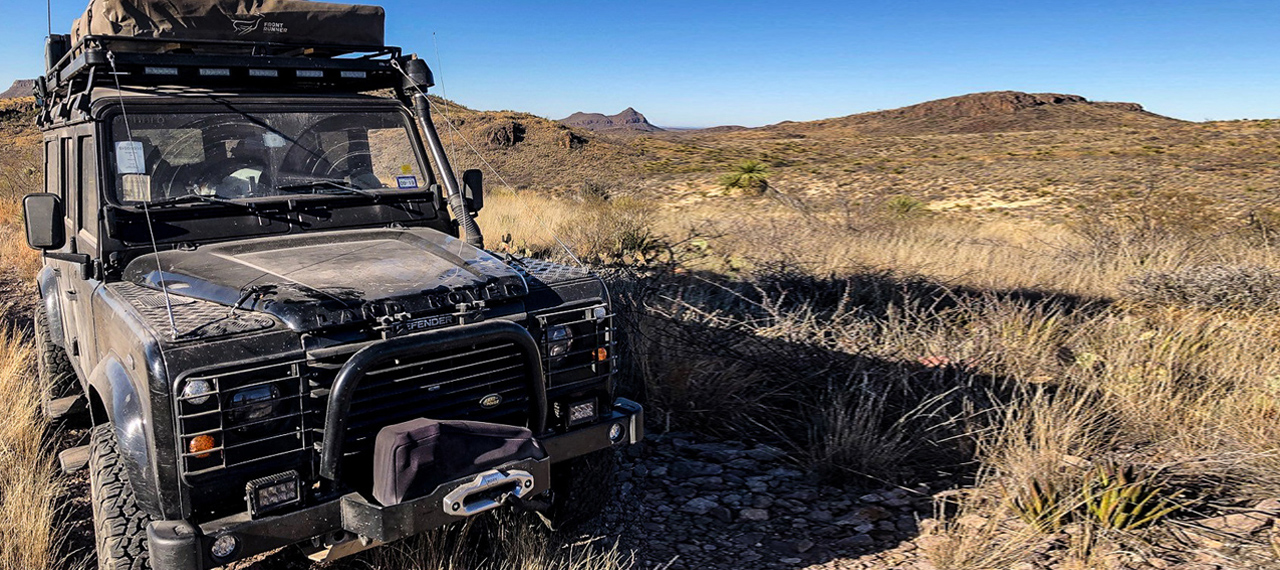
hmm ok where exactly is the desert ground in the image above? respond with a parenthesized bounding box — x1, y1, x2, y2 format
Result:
(4, 91, 1280, 570)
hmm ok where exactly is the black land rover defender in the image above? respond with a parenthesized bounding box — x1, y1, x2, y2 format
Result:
(23, 2, 641, 568)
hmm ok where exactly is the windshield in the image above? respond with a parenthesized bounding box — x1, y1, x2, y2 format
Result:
(109, 110, 430, 205)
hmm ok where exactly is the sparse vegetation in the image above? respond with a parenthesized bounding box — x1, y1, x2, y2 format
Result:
(716, 159, 770, 195)
(7, 90, 1280, 568)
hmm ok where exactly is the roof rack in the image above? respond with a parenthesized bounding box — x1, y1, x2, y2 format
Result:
(38, 34, 406, 127)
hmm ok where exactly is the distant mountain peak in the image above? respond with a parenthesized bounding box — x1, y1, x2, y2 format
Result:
(0, 79, 35, 100)
(558, 108, 663, 133)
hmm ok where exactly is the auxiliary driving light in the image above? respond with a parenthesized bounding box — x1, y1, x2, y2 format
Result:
(568, 400, 596, 426)
(210, 534, 238, 560)
(189, 435, 216, 459)
(609, 423, 626, 442)
(181, 379, 214, 405)
(246, 471, 301, 517)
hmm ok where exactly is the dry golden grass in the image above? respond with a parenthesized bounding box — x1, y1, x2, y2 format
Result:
(0, 328, 60, 570)
(487, 188, 1280, 566)
(5, 94, 1280, 567)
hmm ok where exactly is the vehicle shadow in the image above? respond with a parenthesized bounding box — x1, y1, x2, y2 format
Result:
(592, 264, 1110, 569)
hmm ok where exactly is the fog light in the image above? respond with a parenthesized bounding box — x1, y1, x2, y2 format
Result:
(181, 379, 214, 405)
(189, 435, 216, 459)
(210, 534, 238, 559)
(609, 423, 625, 442)
(593, 307, 608, 321)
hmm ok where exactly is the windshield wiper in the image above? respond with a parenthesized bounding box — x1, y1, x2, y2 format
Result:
(275, 179, 380, 199)
(143, 193, 257, 210)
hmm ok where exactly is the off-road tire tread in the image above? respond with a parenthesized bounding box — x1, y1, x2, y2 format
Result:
(34, 305, 79, 416)
(89, 423, 152, 570)
(548, 448, 619, 532)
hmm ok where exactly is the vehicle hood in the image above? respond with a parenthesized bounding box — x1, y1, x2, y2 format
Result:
(122, 228, 529, 332)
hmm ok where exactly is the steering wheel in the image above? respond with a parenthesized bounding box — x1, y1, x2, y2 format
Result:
(180, 157, 273, 197)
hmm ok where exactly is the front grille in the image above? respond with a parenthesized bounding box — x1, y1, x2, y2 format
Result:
(175, 361, 310, 480)
(340, 339, 534, 462)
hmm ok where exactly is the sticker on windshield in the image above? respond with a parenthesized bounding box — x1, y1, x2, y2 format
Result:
(121, 174, 152, 202)
(400, 164, 413, 174)
(263, 133, 286, 148)
(396, 175, 419, 189)
(115, 141, 145, 174)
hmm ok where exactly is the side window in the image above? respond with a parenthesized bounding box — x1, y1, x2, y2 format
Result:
(44, 140, 56, 194)
(79, 136, 97, 232)
(62, 137, 76, 224)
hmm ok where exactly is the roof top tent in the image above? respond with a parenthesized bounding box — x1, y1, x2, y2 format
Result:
(38, 0, 411, 128)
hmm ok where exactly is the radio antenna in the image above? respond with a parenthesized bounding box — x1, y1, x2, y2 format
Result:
(47, 0, 52, 35)
(107, 51, 179, 338)
(432, 32, 454, 158)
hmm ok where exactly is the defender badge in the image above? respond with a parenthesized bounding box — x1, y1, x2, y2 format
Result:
(479, 394, 503, 409)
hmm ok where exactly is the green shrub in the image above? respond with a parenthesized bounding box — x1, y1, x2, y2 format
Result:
(717, 160, 770, 195)
(885, 195, 927, 218)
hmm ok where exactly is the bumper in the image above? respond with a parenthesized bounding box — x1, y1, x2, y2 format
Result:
(147, 398, 643, 570)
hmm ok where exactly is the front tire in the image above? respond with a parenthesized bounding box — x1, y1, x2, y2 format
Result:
(546, 448, 619, 532)
(89, 424, 153, 570)
(34, 305, 79, 418)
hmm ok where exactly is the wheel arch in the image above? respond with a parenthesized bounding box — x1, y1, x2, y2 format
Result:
(88, 354, 164, 517)
(36, 266, 66, 348)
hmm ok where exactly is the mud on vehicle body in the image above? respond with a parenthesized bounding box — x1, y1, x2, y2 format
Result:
(23, 2, 641, 568)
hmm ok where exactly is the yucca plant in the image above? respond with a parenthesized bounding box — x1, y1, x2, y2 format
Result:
(1083, 461, 1181, 530)
(886, 194, 927, 218)
(718, 159, 770, 195)
(1008, 477, 1070, 532)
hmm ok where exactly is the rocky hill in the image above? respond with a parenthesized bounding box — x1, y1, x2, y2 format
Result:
(762, 91, 1183, 137)
(559, 107, 664, 133)
(0, 80, 35, 100)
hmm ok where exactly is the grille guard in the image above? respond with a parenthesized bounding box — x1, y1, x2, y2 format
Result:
(319, 320, 547, 482)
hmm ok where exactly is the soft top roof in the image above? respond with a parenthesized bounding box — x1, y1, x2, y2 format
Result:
(71, 0, 385, 50)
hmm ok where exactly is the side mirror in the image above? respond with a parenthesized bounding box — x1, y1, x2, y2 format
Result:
(462, 169, 483, 215)
(24, 193, 65, 250)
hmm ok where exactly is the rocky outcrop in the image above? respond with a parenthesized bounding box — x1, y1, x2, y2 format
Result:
(558, 107, 664, 133)
(0, 79, 35, 100)
(764, 91, 1181, 137)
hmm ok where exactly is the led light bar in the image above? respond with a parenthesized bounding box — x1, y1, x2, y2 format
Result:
(248, 69, 278, 77)
(144, 66, 179, 76)
(568, 399, 597, 426)
(245, 471, 301, 517)
(296, 69, 324, 78)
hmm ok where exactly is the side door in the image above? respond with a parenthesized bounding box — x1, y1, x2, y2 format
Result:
(71, 132, 103, 369)
(42, 135, 78, 359)
(47, 130, 97, 373)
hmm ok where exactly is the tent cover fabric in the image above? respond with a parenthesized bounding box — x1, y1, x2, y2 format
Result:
(71, 0, 385, 49)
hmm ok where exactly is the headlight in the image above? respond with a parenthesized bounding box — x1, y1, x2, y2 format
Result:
(545, 324, 573, 358)
(228, 385, 281, 423)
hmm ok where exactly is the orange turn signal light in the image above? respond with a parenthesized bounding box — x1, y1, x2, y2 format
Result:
(189, 435, 217, 459)
(595, 348, 609, 362)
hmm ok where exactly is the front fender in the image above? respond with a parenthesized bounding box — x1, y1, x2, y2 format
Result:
(36, 266, 66, 348)
(90, 354, 163, 516)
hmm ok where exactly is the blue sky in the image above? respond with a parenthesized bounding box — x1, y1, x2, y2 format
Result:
(2, 0, 1278, 127)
